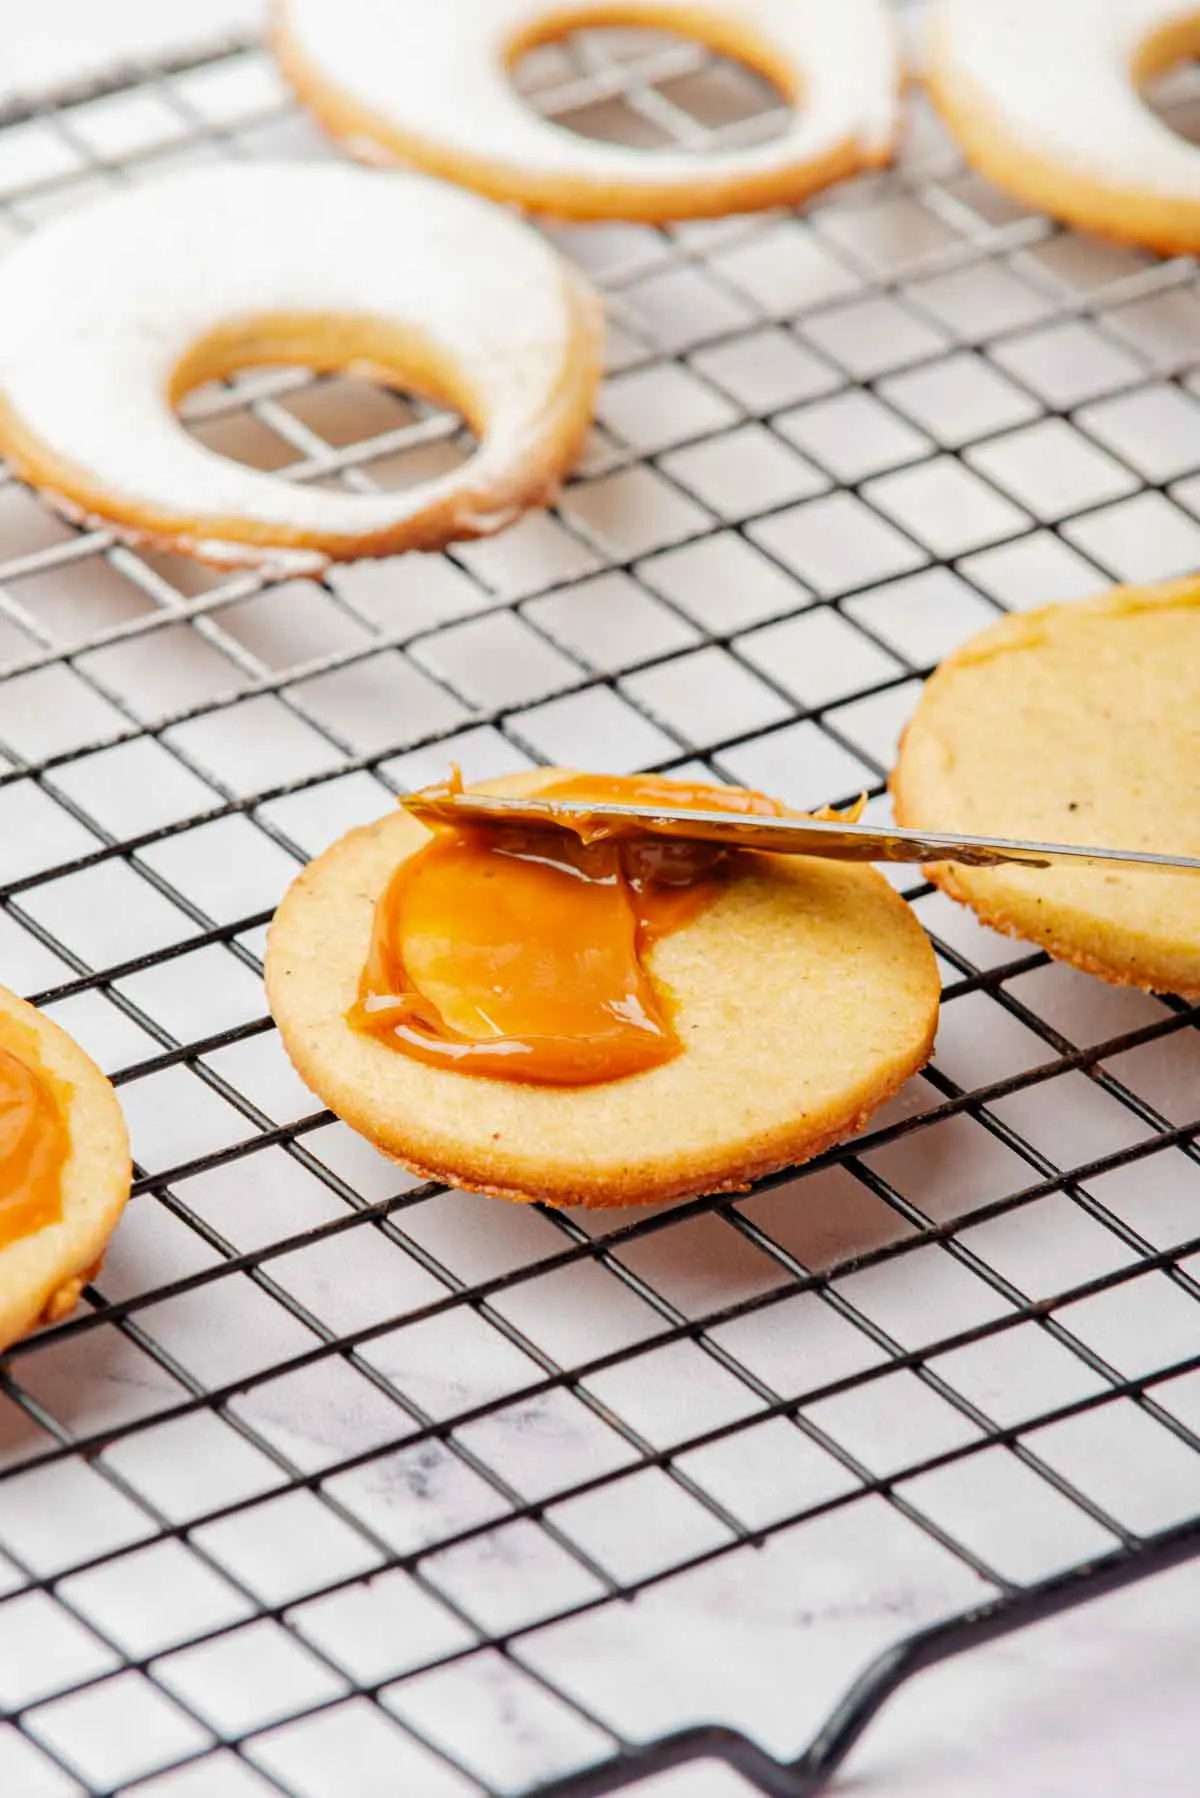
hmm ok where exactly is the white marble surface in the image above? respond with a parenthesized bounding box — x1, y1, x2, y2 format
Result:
(0, 0, 264, 106)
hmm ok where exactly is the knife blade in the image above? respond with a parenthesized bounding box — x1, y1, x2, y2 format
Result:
(400, 790, 1200, 878)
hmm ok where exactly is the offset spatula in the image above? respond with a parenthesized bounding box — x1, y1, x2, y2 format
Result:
(402, 791, 1200, 878)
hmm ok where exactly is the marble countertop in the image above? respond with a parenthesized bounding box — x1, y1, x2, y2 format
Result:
(0, 0, 264, 106)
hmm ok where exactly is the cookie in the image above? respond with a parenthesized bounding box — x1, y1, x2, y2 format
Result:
(265, 769, 940, 1208)
(275, 0, 902, 222)
(0, 165, 602, 575)
(0, 986, 132, 1352)
(892, 576, 1200, 996)
(926, 0, 1200, 255)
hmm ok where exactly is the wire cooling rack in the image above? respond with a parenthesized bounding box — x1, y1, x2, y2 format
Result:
(1, 16, 1200, 1798)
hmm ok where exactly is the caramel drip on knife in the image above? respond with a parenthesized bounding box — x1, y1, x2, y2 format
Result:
(349, 773, 786, 1087)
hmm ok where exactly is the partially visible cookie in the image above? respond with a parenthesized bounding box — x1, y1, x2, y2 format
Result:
(275, 0, 902, 223)
(0, 986, 132, 1352)
(265, 769, 940, 1209)
(926, 0, 1200, 255)
(893, 577, 1200, 997)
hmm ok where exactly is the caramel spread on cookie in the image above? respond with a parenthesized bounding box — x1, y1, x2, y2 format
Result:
(349, 774, 786, 1086)
(0, 1021, 70, 1246)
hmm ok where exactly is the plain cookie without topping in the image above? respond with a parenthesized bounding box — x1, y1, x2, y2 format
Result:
(892, 576, 1200, 997)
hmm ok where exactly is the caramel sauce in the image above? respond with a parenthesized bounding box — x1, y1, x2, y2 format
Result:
(349, 773, 786, 1087)
(0, 1020, 70, 1247)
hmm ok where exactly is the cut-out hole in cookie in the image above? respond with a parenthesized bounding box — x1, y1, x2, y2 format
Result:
(1138, 42, 1200, 150)
(179, 367, 475, 499)
(511, 25, 788, 154)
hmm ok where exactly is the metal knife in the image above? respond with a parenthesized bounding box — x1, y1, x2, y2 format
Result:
(401, 791, 1200, 878)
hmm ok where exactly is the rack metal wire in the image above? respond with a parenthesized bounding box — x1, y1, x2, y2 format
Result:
(1, 16, 1200, 1798)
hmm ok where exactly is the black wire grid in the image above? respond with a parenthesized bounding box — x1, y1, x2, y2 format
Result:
(1, 19, 1200, 1798)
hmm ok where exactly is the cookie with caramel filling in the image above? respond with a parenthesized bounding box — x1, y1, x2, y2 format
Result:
(0, 985, 132, 1350)
(265, 769, 940, 1208)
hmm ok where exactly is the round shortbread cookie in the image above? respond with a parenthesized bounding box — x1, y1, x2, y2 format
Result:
(893, 577, 1200, 997)
(274, 0, 903, 223)
(927, 0, 1200, 254)
(0, 164, 602, 574)
(0, 987, 132, 1353)
(265, 770, 940, 1208)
